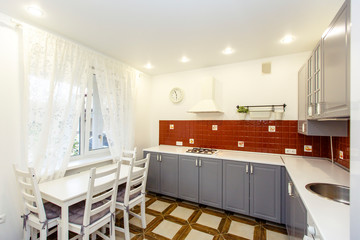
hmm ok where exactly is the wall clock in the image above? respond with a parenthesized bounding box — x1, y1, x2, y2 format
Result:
(169, 87, 184, 103)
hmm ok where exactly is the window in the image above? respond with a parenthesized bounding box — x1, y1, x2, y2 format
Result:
(71, 75, 109, 158)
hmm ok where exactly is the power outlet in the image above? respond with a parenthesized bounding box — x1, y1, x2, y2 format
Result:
(0, 214, 6, 224)
(212, 125, 218, 131)
(285, 148, 297, 154)
(176, 141, 183, 146)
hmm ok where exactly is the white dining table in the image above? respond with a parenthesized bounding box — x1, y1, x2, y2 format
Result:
(39, 163, 142, 240)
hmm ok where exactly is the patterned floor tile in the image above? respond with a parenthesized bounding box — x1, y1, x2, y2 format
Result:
(170, 206, 195, 221)
(184, 229, 214, 240)
(266, 230, 288, 240)
(196, 212, 223, 230)
(228, 220, 255, 240)
(147, 200, 171, 213)
(151, 220, 183, 239)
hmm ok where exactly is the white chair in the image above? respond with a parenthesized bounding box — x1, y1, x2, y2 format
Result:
(119, 147, 137, 164)
(115, 153, 150, 240)
(68, 161, 121, 240)
(13, 165, 60, 240)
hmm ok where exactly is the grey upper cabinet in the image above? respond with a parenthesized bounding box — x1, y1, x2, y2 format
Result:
(199, 157, 222, 209)
(223, 160, 249, 215)
(160, 153, 179, 197)
(178, 155, 199, 203)
(145, 151, 178, 197)
(145, 151, 161, 193)
(322, 1, 350, 118)
(250, 163, 281, 223)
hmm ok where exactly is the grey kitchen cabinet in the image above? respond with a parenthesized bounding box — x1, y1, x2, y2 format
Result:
(322, 0, 350, 118)
(178, 155, 199, 202)
(145, 151, 161, 193)
(298, 55, 348, 136)
(199, 157, 222, 209)
(144, 151, 178, 197)
(223, 160, 249, 215)
(178, 156, 222, 208)
(285, 171, 307, 240)
(250, 163, 281, 223)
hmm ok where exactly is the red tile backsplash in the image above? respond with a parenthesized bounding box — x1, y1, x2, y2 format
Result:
(159, 120, 350, 169)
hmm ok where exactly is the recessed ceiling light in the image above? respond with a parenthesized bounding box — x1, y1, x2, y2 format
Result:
(280, 35, 295, 44)
(222, 47, 234, 55)
(26, 6, 44, 17)
(180, 56, 190, 63)
(144, 63, 153, 69)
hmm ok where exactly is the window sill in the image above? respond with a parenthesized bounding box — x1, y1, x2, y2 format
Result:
(67, 155, 113, 171)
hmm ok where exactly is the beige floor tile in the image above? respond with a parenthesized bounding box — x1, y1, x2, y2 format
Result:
(152, 220, 182, 239)
(129, 213, 155, 228)
(185, 229, 214, 240)
(147, 200, 171, 212)
(115, 231, 136, 240)
(266, 230, 288, 240)
(196, 212, 222, 229)
(170, 206, 195, 220)
(145, 197, 150, 202)
(228, 221, 254, 240)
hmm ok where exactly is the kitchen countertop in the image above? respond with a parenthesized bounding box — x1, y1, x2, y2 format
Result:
(143, 145, 284, 166)
(144, 145, 350, 239)
(282, 155, 350, 240)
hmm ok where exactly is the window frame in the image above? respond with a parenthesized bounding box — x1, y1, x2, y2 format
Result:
(70, 74, 110, 161)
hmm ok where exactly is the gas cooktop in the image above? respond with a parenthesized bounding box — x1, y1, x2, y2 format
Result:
(186, 147, 218, 155)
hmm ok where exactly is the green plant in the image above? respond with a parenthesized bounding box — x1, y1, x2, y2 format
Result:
(236, 105, 249, 113)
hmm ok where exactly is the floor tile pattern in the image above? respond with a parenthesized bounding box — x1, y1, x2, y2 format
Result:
(114, 193, 288, 240)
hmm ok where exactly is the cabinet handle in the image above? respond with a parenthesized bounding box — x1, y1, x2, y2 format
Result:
(246, 164, 249, 173)
(159, 155, 162, 162)
(199, 159, 202, 167)
(156, 154, 159, 161)
(195, 159, 198, 167)
(288, 182, 293, 197)
(250, 165, 253, 174)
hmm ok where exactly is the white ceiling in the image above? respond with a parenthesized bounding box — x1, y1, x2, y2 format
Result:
(0, 0, 344, 76)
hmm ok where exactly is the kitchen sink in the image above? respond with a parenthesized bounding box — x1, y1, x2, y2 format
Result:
(305, 183, 350, 205)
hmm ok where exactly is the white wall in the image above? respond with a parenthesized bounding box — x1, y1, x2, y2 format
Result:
(0, 22, 23, 239)
(149, 52, 310, 146)
(350, 0, 360, 238)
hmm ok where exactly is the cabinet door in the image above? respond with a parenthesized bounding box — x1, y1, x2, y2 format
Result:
(298, 63, 307, 134)
(322, 2, 350, 117)
(146, 152, 161, 193)
(223, 161, 249, 215)
(160, 153, 178, 198)
(250, 163, 281, 223)
(199, 158, 222, 209)
(178, 155, 199, 203)
(293, 189, 307, 239)
(285, 171, 294, 237)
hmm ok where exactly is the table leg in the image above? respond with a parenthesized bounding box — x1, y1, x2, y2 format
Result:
(61, 204, 69, 240)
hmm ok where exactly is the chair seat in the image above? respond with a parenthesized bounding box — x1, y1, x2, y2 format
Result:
(43, 202, 61, 220)
(116, 184, 141, 203)
(68, 201, 110, 225)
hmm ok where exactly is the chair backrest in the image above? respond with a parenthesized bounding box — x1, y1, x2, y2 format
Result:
(123, 153, 150, 205)
(13, 165, 47, 221)
(120, 147, 137, 164)
(83, 161, 121, 226)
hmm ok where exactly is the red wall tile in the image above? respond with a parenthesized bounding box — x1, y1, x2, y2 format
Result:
(159, 120, 350, 169)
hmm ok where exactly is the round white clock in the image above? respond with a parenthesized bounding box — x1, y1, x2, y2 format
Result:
(169, 87, 184, 103)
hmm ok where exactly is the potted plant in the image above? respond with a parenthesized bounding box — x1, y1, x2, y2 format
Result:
(236, 105, 249, 120)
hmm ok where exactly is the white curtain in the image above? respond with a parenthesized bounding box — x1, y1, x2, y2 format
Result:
(93, 56, 137, 162)
(23, 26, 90, 182)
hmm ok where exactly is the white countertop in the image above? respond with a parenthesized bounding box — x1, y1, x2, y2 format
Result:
(282, 155, 350, 240)
(144, 145, 284, 166)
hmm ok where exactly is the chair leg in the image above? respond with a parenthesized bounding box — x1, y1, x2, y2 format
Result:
(23, 226, 30, 240)
(123, 209, 130, 240)
(30, 227, 37, 240)
(91, 233, 96, 240)
(110, 220, 116, 240)
(140, 199, 146, 229)
(39, 228, 47, 240)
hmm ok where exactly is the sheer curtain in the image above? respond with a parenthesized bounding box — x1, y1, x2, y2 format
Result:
(93, 56, 137, 162)
(22, 26, 90, 182)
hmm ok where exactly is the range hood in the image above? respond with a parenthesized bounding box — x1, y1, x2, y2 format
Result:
(188, 78, 223, 113)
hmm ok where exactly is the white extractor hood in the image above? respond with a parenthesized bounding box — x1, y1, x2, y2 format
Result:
(188, 78, 223, 113)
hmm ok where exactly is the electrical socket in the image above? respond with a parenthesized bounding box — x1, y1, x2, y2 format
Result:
(212, 125, 218, 131)
(0, 214, 6, 224)
(176, 141, 183, 146)
(285, 148, 297, 154)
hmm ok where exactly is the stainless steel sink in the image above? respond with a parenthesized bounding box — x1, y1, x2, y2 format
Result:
(305, 183, 350, 205)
